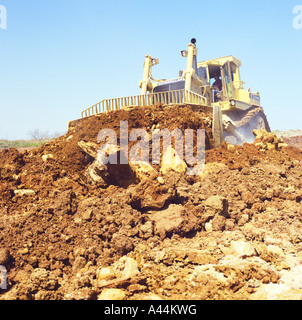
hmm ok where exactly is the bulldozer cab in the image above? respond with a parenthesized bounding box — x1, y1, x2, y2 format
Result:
(200, 56, 241, 104)
(199, 55, 262, 111)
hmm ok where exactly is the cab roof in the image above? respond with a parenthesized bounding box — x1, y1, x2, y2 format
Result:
(197, 55, 242, 68)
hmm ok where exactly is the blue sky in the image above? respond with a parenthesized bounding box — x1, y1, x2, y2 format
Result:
(0, 0, 301, 139)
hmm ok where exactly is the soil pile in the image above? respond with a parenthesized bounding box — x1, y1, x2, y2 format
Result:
(283, 136, 302, 150)
(1, 104, 302, 300)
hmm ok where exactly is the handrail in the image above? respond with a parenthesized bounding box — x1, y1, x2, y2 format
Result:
(81, 89, 207, 118)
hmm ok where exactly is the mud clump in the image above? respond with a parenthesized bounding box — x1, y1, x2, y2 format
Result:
(1, 104, 302, 300)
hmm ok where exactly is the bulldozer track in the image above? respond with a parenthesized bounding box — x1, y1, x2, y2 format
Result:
(235, 107, 261, 128)
(234, 107, 271, 132)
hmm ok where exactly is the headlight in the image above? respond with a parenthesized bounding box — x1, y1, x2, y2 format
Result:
(230, 100, 236, 106)
(181, 50, 188, 57)
(151, 58, 159, 65)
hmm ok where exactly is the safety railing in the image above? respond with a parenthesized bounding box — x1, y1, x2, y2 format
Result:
(81, 89, 207, 118)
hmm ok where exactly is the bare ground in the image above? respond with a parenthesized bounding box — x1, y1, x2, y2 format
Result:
(1, 104, 302, 300)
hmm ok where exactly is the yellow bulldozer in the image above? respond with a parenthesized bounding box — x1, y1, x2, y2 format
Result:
(79, 38, 270, 147)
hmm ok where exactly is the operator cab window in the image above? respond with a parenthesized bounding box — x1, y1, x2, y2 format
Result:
(208, 65, 222, 102)
(197, 67, 207, 80)
(209, 66, 221, 87)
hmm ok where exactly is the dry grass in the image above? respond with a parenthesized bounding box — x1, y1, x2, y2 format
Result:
(0, 139, 53, 150)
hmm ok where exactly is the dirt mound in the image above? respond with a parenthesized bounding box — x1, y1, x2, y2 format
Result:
(282, 136, 302, 150)
(1, 104, 302, 300)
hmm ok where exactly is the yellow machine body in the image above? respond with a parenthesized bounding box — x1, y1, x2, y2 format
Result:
(80, 39, 270, 146)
